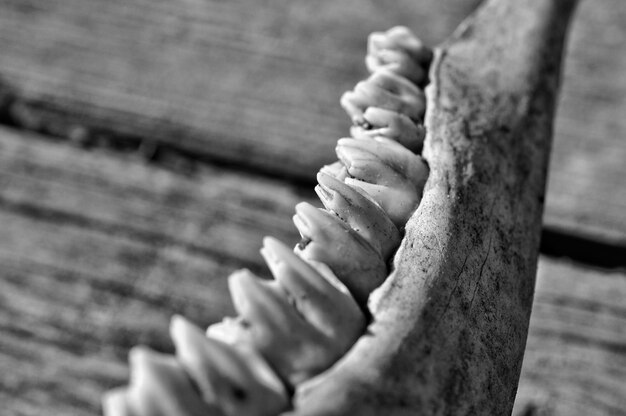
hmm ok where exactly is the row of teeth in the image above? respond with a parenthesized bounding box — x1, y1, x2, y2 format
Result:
(103, 26, 433, 416)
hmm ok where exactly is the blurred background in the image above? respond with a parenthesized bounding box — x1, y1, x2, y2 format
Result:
(0, 0, 624, 415)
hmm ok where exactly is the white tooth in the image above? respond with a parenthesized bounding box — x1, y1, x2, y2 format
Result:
(261, 237, 365, 352)
(338, 137, 429, 186)
(127, 346, 215, 416)
(206, 316, 251, 346)
(345, 177, 420, 228)
(228, 268, 340, 386)
(366, 48, 427, 86)
(293, 202, 387, 306)
(355, 69, 426, 121)
(170, 316, 288, 416)
(383, 26, 433, 66)
(359, 107, 425, 152)
(316, 171, 400, 259)
(102, 387, 132, 416)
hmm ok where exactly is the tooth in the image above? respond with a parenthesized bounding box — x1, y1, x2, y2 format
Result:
(127, 346, 216, 416)
(354, 70, 426, 121)
(228, 269, 339, 385)
(170, 316, 288, 416)
(260, 237, 365, 352)
(344, 177, 420, 227)
(383, 26, 433, 65)
(319, 160, 349, 181)
(340, 91, 366, 125)
(336, 144, 404, 187)
(206, 316, 252, 346)
(293, 202, 387, 306)
(102, 387, 132, 416)
(366, 48, 428, 86)
(338, 137, 429, 186)
(359, 107, 425, 152)
(316, 171, 400, 259)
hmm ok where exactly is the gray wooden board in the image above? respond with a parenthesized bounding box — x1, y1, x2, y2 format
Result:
(1, 126, 625, 414)
(0, 0, 624, 244)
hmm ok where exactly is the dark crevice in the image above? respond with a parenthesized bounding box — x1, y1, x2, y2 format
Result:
(1, 79, 625, 271)
(540, 226, 626, 270)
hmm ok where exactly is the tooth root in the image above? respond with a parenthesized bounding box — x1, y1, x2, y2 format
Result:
(170, 316, 288, 416)
(261, 237, 365, 352)
(293, 202, 387, 307)
(345, 178, 420, 228)
(316, 171, 400, 259)
(127, 346, 216, 416)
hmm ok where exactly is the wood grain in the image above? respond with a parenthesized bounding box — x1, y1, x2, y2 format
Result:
(0, 0, 624, 244)
(514, 258, 626, 416)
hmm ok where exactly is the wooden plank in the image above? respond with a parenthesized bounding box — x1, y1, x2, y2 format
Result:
(0, 125, 310, 415)
(544, 0, 626, 245)
(513, 257, 626, 416)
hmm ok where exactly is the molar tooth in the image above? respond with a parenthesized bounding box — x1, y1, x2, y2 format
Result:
(319, 160, 349, 181)
(345, 177, 420, 227)
(127, 346, 216, 416)
(260, 237, 365, 351)
(293, 202, 387, 307)
(316, 171, 400, 259)
(228, 268, 339, 386)
(359, 107, 425, 152)
(170, 316, 288, 416)
(102, 388, 132, 416)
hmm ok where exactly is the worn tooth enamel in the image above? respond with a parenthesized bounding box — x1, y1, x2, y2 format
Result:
(170, 316, 288, 416)
(106, 24, 434, 416)
(229, 268, 339, 386)
(344, 177, 419, 228)
(261, 237, 365, 351)
(366, 69, 426, 121)
(293, 202, 387, 306)
(127, 346, 216, 416)
(206, 316, 252, 346)
(338, 137, 429, 186)
(340, 91, 366, 125)
(344, 69, 426, 123)
(366, 48, 427, 86)
(371, 26, 433, 67)
(316, 171, 400, 259)
(359, 106, 425, 152)
(319, 160, 349, 181)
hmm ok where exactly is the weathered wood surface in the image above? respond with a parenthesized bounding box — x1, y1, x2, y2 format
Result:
(0, 0, 624, 243)
(514, 259, 626, 416)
